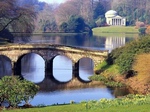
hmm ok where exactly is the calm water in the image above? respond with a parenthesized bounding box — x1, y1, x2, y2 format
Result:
(30, 87, 114, 106)
(0, 33, 137, 106)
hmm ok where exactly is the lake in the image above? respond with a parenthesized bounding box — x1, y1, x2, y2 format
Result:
(0, 33, 138, 106)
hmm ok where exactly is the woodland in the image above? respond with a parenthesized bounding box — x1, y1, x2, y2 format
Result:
(1, 0, 150, 35)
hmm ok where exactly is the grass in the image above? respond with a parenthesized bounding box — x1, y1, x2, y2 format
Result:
(94, 61, 120, 77)
(90, 61, 123, 87)
(91, 61, 122, 87)
(92, 26, 139, 37)
(3, 104, 150, 112)
(93, 26, 139, 33)
(3, 94, 150, 112)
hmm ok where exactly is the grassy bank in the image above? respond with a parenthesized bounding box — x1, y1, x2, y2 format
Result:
(3, 94, 150, 112)
(92, 26, 139, 33)
(92, 26, 139, 37)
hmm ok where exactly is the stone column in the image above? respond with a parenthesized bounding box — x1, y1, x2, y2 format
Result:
(113, 19, 114, 25)
(120, 19, 122, 25)
(117, 19, 118, 25)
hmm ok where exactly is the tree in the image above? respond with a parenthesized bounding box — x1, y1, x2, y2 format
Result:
(0, 0, 36, 33)
(0, 76, 39, 107)
(55, 1, 78, 26)
(93, 2, 105, 20)
(66, 15, 86, 33)
(59, 22, 68, 32)
(55, 0, 94, 27)
(111, 0, 150, 25)
(95, 17, 105, 27)
(34, 4, 57, 32)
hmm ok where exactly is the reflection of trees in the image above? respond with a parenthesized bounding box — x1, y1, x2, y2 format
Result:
(13, 33, 32, 43)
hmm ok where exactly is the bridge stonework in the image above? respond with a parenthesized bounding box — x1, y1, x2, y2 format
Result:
(0, 44, 108, 68)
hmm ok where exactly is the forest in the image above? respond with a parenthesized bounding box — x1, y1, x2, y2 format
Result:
(0, 0, 150, 34)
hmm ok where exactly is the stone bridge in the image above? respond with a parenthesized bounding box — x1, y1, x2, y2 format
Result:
(0, 43, 108, 69)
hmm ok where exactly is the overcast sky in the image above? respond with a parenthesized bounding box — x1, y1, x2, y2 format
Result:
(39, 0, 66, 4)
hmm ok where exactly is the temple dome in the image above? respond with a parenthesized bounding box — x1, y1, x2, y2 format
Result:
(105, 10, 117, 18)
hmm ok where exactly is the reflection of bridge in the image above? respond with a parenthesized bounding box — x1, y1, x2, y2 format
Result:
(0, 44, 108, 68)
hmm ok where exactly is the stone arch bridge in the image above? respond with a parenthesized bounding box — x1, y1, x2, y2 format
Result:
(0, 44, 108, 71)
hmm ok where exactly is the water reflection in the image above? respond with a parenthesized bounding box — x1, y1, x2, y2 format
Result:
(78, 58, 94, 82)
(30, 87, 114, 106)
(14, 33, 135, 52)
(105, 36, 126, 52)
(21, 53, 45, 83)
(53, 55, 72, 82)
(0, 55, 12, 78)
(14, 33, 105, 50)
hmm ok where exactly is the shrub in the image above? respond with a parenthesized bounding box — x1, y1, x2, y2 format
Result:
(135, 21, 145, 29)
(89, 75, 123, 87)
(0, 76, 39, 107)
(139, 27, 146, 35)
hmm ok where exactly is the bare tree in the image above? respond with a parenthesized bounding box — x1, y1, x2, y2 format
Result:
(55, 0, 94, 26)
(0, 0, 36, 33)
(54, 0, 79, 26)
(34, 4, 57, 32)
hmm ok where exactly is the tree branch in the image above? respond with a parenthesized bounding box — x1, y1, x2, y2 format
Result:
(0, 14, 22, 32)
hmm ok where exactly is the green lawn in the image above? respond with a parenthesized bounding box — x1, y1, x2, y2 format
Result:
(3, 104, 150, 112)
(92, 26, 139, 37)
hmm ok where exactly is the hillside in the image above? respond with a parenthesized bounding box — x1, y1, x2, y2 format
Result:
(92, 35, 150, 94)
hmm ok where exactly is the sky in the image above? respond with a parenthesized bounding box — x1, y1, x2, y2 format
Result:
(39, 0, 67, 4)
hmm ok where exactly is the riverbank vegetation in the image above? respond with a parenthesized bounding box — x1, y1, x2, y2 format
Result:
(90, 35, 150, 94)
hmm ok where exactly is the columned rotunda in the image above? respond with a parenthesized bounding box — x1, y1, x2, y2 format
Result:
(105, 10, 126, 26)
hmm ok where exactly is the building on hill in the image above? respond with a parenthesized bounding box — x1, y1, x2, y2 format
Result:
(105, 10, 126, 26)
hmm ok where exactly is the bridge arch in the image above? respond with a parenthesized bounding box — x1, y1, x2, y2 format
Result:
(15, 53, 45, 83)
(52, 54, 73, 82)
(0, 55, 12, 78)
(75, 57, 94, 82)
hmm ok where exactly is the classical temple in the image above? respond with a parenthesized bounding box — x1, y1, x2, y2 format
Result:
(105, 10, 126, 26)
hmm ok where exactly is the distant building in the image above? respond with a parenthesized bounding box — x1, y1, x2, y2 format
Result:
(105, 10, 126, 26)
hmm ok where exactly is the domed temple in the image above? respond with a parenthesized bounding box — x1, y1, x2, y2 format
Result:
(105, 10, 126, 26)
